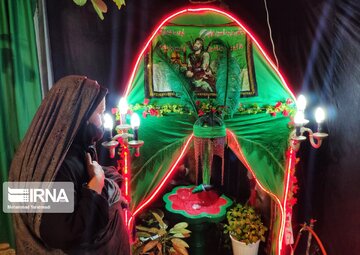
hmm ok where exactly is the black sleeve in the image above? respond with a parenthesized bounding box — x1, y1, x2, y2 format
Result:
(40, 158, 109, 250)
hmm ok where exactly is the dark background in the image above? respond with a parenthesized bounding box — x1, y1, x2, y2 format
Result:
(46, 0, 360, 254)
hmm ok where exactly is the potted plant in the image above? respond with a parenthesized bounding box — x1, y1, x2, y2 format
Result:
(224, 204, 268, 255)
(132, 209, 191, 255)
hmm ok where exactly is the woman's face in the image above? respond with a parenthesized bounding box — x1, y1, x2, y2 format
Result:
(88, 98, 106, 128)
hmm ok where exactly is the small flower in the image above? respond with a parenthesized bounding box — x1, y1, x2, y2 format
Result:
(142, 111, 148, 118)
(143, 98, 149, 105)
(195, 100, 201, 106)
(198, 109, 204, 116)
(288, 197, 297, 206)
(270, 112, 277, 117)
(282, 110, 289, 116)
(275, 102, 282, 108)
(292, 185, 299, 194)
(149, 108, 158, 116)
(286, 98, 293, 105)
(111, 108, 118, 114)
(127, 109, 133, 115)
(211, 108, 217, 113)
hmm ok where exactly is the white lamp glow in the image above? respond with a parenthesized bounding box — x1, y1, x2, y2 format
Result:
(294, 111, 305, 125)
(131, 113, 140, 129)
(118, 97, 128, 114)
(131, 113, 140, 141)
(102, 113, 117, 158)
(296, 95, 307, 111)
(118, 97, 128, 124)
(315, 107, 325, 124)
(103, 113, 114, 130)
(315, 107, 326, 133)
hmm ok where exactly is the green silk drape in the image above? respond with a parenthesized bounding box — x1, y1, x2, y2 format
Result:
(0, 0, 42, 246)
(126, 19, 295, 253)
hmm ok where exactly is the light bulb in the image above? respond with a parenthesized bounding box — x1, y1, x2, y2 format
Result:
(294, 111, 305, 125)
(315, 107, 325, 124)
(296, 95, 307, 111)
(131, 113, 140, 129)
(103, 113, 113, 130)
(118, 97, 128, 115)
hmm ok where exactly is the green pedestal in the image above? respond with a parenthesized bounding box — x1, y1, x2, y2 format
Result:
(163, 185, 233, 255)
(188, 222, 211, 255)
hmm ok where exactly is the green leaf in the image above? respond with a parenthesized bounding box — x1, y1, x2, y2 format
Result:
(136, 231, 151, 238)
(135, 225, 159, 234)
(113, 0, 125, 9)
(172, 233, 185, 238)
(172, 222, 188, 230)
(90, 0, 105, 20)
(73, 0, 87, 6)
(152, 212, 167, 230)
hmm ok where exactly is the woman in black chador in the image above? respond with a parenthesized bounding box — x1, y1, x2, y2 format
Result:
(9, 76, 130, 255)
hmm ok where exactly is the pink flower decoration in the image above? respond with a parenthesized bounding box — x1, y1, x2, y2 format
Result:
(270, 112, 277, 117)
(149, 108, 157, 116)
(286, 98, 293, 105)
(127, 109, 133, 115)
(111, 108, 118, 114)
(275, 102, 282, 108)
(282, 110, 289, 116)
(143, 98, 149, 105)
(195, 100, 201, 106)
(142, 111, 148, 118)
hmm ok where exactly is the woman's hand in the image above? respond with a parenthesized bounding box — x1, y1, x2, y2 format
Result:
(85, 153, 105, 194)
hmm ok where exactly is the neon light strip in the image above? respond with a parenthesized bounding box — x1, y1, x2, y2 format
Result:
(281, 148, 295, 250)
(124, 150, 128, 175)
(124, 9, 187, 96)
(122, 8, 297, 253)
(128, 134, 194, 227)
(226, 130, 284, 255)
(124, 7, 296, 100)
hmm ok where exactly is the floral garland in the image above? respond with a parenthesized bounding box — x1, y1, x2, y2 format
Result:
(112, 98, 296, 119)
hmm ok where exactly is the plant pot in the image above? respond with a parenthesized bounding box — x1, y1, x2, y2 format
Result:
(230, 235, 260, 255)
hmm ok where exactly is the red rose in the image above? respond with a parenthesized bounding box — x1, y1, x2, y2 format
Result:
(211, 108, 217, 113)
(149, 108, 157, 116)
(270, 112, 277, 117)
(111, 108, 118, 114)
(282, 110, 289, 116)
(195, 100, 201, 106)
(143, 98, 149, 105)
(275, 102, 282, 108)
(198, 110, 204, 116)
(142, 111, 148, 118)
(286, 98, 292, 105)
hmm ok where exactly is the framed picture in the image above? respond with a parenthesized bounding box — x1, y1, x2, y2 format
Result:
(145, 23, 257, 98)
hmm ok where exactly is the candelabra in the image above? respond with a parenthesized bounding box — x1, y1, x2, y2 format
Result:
(289, 95, 328, 152)
(102, 98, 144, 158)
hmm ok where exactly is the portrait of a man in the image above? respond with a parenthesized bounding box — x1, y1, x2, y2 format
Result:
(145, 25, 257, 98)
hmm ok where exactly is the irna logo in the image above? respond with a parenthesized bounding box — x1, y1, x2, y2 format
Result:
(3, 182, 74, 213)
(7, 187, 69, 203)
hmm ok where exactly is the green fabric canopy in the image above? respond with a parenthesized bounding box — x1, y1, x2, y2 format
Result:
(125, 8, 295, 254)
(0, 0, 42, 247)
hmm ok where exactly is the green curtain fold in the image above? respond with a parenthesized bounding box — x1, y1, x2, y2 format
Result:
(0, 0, 42, 246)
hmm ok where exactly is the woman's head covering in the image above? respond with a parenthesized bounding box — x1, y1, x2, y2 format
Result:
(9, 75, 107, 253)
